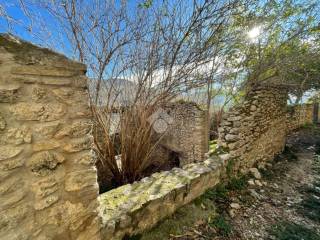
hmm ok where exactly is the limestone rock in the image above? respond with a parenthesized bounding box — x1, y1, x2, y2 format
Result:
(11, 65, 81, 78)
(219, 154, 231, 162)
(0, 157, 24, 171)
(255, 180, 263, 187)
(13, 75, 72, 86)
(0, 84, 20, 102)
(55, 120, 91, 139)
(65, 169, 97, 192)
(48, 201, 90, 231)
(0, 146, 22, 161)
(78, 152, 96, 166)
(34, 195, 59, 210)
(27, 151, 65, 176)
(1, 189, 27, 209)
(1, 126, 32, 145)
(10, 102, 66, 121)
(230, 202, 241, 209)
(228, 209, 236, 218)
(32, 86, 47, 102)
(225, 134, 238, 142)
(0, 205, 30, 233)
(52, 88, 88, 106)
(76, 217, 101, 240)
(33, 140, 60, 152)
(0, 177, 23, 195)
(249, 168, 262, 179)
(33, 122, 61, 139)
(31, 176, 61, 210)
(248, 179, 255, 186)
(63, 137, 91, 153)
(0, 114, 6, 130)
(32, 177, 58, 198)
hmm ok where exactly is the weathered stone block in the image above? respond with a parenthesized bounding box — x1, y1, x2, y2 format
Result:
(0, 157, 24, 171)
(63, 137, 92, 153)
(0, 126, 32, 145)
(0, 114, 6, 130)
(0, 204, 30, 233)
(225, 134, 238, 142)
(32, 86, 47, 102)
(32, 140, 60, 152)
(27, 151, 64, 176)
(0, 176, 23, 195)
(0, 146, 22, 161)
(55, 120, 91, 139)
(1, 189, 28, 210)
(11, 65, 81, 77)
(65, 169, 97, 192)
(10, 102, 66, 121)
(33, 122, 61, 139)
(48, 201, 90, 231)
(0, 84, 20, 102)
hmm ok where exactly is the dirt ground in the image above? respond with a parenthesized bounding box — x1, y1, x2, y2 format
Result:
(135, 124, 320, 240)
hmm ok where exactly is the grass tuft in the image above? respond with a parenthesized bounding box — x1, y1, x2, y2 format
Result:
(208, 214, 232, 237)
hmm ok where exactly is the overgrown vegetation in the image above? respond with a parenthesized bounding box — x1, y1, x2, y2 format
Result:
(208, 214, 232, 237)
(269, 221, 320, 240)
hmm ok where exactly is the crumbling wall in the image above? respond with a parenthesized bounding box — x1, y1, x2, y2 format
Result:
(95, 101, 208, 193)
(158, 101, 208, 166)
(0, 34, 100, 240)
(218, 86, 315, 172)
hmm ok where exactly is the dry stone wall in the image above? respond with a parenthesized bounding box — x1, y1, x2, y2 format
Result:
(0, 34, 100, 240)
(98, 156, 225, 240)
(156, 101, 208, 166)
(1, 34, 317, 240)
(218, 86, 315, 172)
(286, 104, 314, 132)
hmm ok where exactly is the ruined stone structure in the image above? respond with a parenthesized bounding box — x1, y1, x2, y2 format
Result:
(218, 86, 315, 172)
(0, 34, 318, 240)
(153, 101, 208, 167)
(95, 101, 208, 193)
(0, 34, 100, 240)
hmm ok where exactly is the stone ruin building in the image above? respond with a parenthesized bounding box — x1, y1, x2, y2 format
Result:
(0, 34, 319, 240)
(95, 101, 209, 192)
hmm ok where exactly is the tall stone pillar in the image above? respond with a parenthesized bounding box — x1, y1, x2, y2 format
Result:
(0, 34, 100, 239)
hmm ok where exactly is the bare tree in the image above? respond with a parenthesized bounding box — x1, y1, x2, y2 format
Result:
(0, 0, 250, 188)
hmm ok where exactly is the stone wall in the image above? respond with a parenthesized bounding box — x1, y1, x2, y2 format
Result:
(95, 101, 208, 192)
(0, 34, 100, 240)
(217, 86, 315, 172)
(286, 104, 314, 132)
(98, 156, 225, 240)
(1, 34, 317, 240)
(158, 101, 208, 166)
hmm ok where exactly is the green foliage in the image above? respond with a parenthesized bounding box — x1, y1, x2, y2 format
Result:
(229, 0, 320, 95)
(208, 215, 232, 237)
(269, 221, 320, 240)
(202, 184, 229, 202)
(139, 0, 153, 9)
(209, 140, 230, 156)
(226, 159, 235, 177)
(227, 175, 248, 191)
